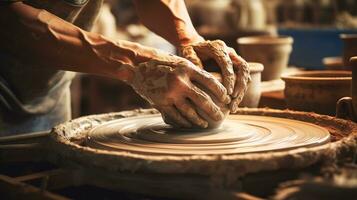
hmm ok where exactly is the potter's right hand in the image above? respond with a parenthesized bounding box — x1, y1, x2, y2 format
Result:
(126, 55, 230, 128)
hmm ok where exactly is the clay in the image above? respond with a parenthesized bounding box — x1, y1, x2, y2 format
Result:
(49, 108, 357, 188)
(282, 70, 351, 116)
(85, 114, 330, 155)
(237, 35, 293, 81)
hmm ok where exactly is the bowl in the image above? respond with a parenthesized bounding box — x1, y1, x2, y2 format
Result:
(282, 70, 351, 115)
(237, 35, 293, 81)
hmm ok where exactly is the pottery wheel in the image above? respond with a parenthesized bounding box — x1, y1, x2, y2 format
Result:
(86, 114, 330, 155)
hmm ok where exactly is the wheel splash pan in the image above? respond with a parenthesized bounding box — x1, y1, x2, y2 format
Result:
(48, 108, 357, 182)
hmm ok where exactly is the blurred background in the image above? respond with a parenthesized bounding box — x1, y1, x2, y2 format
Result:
(71, 0, 357, 118)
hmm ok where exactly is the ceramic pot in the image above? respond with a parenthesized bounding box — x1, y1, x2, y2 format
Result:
(240, 62, 264, 108)
(322, 56, 351, 71)
(337, 57, 357, 121)
(237, 35, 293, 81)
(340, 34, 357, 67)
(231, 0, 266, 30)
(192, 0, 231, 29)
(282, 70, 351, 116)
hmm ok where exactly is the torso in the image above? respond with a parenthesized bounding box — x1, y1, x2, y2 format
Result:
(0, 0, 103, 135)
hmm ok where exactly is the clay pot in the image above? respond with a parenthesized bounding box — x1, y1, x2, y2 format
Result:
(237, 35, 293, 81)
(337, 57, 357, 121)
(322, 56, 351, 71)
(231, 0, 267, 31)
(282, 70, 351, 116)
(340, 34, 357, 67)
(191, 0, 231, 29)
(240, 62, 264, 107)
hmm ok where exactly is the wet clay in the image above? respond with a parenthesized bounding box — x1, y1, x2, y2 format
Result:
(85, 114, 330, 155)
(49, 108, 357, 185)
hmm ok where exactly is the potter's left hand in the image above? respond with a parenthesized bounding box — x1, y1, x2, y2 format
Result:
(179, 39, 250, 113)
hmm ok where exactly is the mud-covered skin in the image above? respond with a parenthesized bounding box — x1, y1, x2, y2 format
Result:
(1, 1, 239, 130)
(180, 40, 251, 113)
(126, 55, 231, 128)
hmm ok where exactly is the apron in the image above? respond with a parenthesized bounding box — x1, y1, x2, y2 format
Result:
(0, 0, 103, 136)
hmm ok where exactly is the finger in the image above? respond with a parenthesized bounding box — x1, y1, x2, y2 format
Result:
(190, 68, 231, 104)
(180, 46, 204, 69)
(175, 100, 208, 128)
(160, 106, 192, 128)
(193, 40, 235, 95)
(186, 85, 224, 121)
(228, 48, 251, 113)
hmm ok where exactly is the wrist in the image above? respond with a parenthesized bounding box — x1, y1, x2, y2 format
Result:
(115, 63, 136, 83)
(177, 33, 204, 48)
(85, 37, 152, 82)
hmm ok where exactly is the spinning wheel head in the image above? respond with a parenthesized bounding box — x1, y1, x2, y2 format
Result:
(50, 108, 357, 180)
(86, 114, 330, 155)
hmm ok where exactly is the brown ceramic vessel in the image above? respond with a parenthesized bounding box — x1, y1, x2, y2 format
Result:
(337, 57, 357, 121)
(282, 70, 352, 115)
(237, 35, 293, 81)
(340, 34, 357, 66)
(322, 56, 351, 71)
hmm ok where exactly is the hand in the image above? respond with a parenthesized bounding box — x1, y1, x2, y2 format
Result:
(127, 54, 230, 128)
(179, 40, 250, 113)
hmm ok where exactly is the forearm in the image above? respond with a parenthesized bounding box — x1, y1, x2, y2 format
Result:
(133, 0, 203, 47)
(0, 2, 153, 82)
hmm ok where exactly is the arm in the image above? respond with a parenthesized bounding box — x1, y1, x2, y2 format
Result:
(0, 2, 153, 81)
(134, 0, 250, 113)
(0, 2, 229, 128)
(133, 0, 203, 47)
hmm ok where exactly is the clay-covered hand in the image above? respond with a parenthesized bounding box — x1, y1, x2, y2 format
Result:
(127, 55, 231, 128)
(180, 40, 250, 113)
